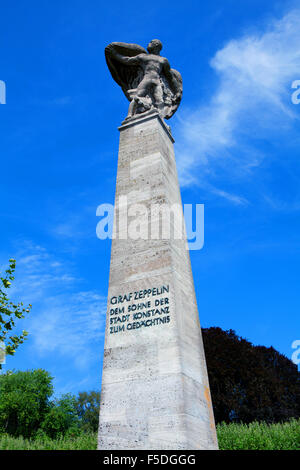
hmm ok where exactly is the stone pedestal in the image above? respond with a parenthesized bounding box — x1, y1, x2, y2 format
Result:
(98, 112, 218, 450)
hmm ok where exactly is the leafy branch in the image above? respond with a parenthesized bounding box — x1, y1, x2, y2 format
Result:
(0, 259, 31, 367)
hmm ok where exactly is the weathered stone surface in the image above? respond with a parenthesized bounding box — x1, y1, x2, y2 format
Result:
(98, 113, 218, 450)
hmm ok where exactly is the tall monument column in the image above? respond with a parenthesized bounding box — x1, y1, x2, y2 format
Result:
(98, 40, 218, 450)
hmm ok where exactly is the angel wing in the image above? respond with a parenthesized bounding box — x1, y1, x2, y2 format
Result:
(161, 68, 183, 119)
(105, 42, 147, 101)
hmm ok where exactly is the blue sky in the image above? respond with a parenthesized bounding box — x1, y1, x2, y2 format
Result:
(1, 0, 300, 395)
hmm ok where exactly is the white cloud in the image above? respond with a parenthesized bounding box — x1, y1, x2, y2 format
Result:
(29, 290, 106, 370)
(175, 8, 300, 203)
(8, 242, 107, 370)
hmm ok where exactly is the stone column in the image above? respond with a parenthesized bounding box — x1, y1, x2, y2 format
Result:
(98, 112, 218, 450)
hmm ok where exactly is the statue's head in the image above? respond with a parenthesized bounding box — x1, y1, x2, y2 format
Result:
(147, 39, 162, 55)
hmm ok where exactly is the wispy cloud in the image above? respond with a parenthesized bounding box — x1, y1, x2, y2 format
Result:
(8, 242, 106, 371)
(31, 96, 73, 107)
(175, 8, 300, 204)
(29, 290, 106, 369)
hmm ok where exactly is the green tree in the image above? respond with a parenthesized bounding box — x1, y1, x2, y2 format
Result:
(76, 391, 100, 432)
(0, 259, 31, 368)
(41, 393, 80, 438)
(202, 327, 300, 424)
(0, 369, 53, 437)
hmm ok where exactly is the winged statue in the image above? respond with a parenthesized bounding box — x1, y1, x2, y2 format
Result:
(105, 39, 182, 121)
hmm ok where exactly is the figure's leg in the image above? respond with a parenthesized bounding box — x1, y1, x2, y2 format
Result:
(153, 84, 164, 115)
(127, 81, 149, 118)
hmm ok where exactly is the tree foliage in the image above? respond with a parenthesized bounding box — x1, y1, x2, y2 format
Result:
(202, 327, 300, 424)
(0, 369, 53, 438)
(76, 391, 100, 432)
(0, 259, 31, 364)
(41, 393, 80, 438)
(0, 369, 99, 438)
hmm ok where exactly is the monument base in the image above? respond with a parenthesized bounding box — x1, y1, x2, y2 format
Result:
(98, 113, 218, 450)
